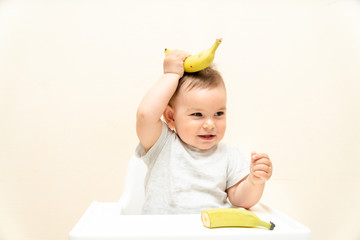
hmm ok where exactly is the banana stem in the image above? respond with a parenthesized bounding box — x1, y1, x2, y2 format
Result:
(258, 220, 276, 230)
(211, 38, 222, 53)
(270, 222, 275, 230)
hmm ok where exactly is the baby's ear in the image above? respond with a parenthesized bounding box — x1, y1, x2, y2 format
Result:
(163, 105, 175, 129)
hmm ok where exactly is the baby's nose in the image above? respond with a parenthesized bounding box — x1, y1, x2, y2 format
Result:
(203, 118, 215, 130)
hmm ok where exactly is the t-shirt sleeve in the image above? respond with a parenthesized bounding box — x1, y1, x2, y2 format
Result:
(226, 147, 250, 189)
(135, 121, 171, 168)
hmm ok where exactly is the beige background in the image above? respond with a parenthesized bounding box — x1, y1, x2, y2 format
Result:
(1, 0, 360, 239)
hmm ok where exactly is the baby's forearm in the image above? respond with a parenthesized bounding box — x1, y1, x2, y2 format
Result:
(137, 73, 180, 122)
(228, 176, 265, 209)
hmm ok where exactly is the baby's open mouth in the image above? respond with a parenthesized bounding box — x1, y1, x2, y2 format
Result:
(198, 135, 215, 140)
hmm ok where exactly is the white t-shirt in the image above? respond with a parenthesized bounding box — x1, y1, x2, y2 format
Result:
(135, 121, 250, 214)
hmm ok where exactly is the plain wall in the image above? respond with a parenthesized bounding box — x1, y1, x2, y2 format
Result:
(1, 0, 359, 239)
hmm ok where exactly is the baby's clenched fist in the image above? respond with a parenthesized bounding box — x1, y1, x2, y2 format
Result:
(249, 152, 272, 185)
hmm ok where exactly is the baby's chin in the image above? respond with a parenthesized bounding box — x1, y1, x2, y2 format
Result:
(190, 140, 218, 151)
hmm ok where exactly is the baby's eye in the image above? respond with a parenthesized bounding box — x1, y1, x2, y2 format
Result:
(191, 113, 203, 117)
(215, 111, 224, 116)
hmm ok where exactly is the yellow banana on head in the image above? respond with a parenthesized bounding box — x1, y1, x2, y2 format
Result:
(164, 38, 222, 73)
(201, 208, 275, 230)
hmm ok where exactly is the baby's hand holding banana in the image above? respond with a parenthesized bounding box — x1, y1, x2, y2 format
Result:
(163, 50, 190, 77)
(165, 38, 222, 73)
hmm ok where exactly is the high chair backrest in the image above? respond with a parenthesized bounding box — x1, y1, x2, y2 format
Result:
(118, 155, 147, 214)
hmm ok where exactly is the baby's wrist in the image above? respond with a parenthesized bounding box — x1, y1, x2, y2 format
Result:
(163, 72, 182, 80)
(249, 173, 266, 186)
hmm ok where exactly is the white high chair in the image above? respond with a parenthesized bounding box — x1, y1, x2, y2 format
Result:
(69, 155, 311, 240)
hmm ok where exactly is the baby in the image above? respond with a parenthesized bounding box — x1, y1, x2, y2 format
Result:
(135, 50, 272, 214)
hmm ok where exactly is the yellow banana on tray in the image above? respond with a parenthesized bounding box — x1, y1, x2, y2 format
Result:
(164, 38, 222, 73)
(201, 208, 275, 230)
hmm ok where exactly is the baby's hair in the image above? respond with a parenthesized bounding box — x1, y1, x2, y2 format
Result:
(169, 66, 225, 106)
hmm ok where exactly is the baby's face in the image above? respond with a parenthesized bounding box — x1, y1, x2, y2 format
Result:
(171, 84, 227, 150)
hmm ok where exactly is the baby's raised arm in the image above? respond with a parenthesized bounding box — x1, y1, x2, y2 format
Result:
(136, 50, 189, 151)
